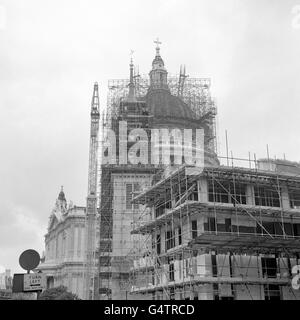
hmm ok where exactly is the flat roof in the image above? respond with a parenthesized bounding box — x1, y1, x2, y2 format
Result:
(132, 164, 300, 206)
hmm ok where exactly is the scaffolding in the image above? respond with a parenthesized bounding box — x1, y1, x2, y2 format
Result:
(106, 71, 217, 151)
(96, 72, 300, 299)
(83, 83, 100, 300)
(96, 64, 219, 299)
(127, 158, 300, 300)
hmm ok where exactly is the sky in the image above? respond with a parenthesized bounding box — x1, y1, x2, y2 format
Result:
(0, 0, 300, 273)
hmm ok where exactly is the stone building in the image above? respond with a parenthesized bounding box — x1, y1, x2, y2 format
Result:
(38, 188, 98, 299)
(97, 42, 218, 299)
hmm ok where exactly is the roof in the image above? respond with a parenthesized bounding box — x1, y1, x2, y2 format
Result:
(132, 164, 300, 205)
(146, 89, 196, 121)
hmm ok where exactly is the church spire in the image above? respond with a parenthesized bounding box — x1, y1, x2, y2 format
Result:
(149, 38, 169, 91)
(58, 186, 66, 202)
(56, 185, 67, 214)
(152, 37, 165, 69)
(128, 50, 136, 101)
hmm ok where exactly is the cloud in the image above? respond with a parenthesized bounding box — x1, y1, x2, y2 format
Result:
(0, 204, 45, 273)
(0, 0, 299, 273)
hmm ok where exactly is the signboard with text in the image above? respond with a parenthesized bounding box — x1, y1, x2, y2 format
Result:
(23, 273, 46, 292)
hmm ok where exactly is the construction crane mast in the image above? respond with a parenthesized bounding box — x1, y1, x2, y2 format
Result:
(84, 82, 100, 300)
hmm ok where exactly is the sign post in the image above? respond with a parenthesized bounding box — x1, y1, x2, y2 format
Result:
(23, 273, 46, 292)
(12, 249, 45, 297)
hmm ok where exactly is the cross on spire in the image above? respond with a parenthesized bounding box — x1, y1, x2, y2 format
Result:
(130, 49, 134, 64)
(154, 37, 162, 55)
(154, 37, 161, 48)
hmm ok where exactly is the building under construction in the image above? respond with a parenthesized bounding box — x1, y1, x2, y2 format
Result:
(95, 41, 217, 300)
(91, 41, 300, 300)
(129, 160, 300, 300)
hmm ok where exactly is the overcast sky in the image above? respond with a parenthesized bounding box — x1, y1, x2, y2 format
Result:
(0, 0, 300, 273)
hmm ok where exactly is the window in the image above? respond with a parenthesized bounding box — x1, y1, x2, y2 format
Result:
(99, 256, 111, 266)
(293, 224, 300, 236)
(99, 240, 112, 252)
(170, 287, 175, 300)
(264, 285, 281, 300)
(192, 220, 198, 239)
(170, 155, 175, 165)
(208, 178, 247, 205)
(77, 227, 81, 257)
(178, 227, 182, 245)
(156, 234, 161, 255)
(165, 230, 175, 251)
(257, 221, 294, 236)
(169, 262, 175, 282)
(261, 257, 277, 278)
(211, 254, 218, 277)
(100, 222, 111, 238)
(187, 184, 199, 201)
(254, 186, 280, 207)
(62, 231, 66, 257)
(178, 254, 182, 279)
(155, 204, 164, 218)
(233, 183, 247, 204)
(126, 183, 140, 210)
(208, 179, 228, 203)
(55, 238, 59, 259)
(289, 188, 300, 209)
(225, 218, 232, 232)
(204, 217, 216, 232)
(213, 283, 219, 300)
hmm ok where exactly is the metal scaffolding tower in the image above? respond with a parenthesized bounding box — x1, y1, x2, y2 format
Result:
(84, 82, 100, 300)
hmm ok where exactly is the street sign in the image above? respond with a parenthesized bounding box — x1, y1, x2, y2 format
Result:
(23, 273, 46, 292)
(19, 249, 40, 272)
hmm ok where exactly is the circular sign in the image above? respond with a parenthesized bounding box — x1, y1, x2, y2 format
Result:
(19, 249, 40, 271)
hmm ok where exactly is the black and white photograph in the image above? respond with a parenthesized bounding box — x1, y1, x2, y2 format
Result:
(1, 0, 300, 308)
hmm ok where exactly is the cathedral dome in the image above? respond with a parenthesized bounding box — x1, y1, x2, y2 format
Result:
(146, 89, 195, 121)
(147, 39, 196, 122)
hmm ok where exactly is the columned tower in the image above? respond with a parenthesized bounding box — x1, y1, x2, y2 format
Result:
(149, 38, 169, 91)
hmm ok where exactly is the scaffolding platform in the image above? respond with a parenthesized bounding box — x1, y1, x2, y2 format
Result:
(189, 232, 300, 254)
(130, 276, 291, 295)
(133, 165, 300, 206)
(131, 200, 300, 234)
(132, 165, 199, 205)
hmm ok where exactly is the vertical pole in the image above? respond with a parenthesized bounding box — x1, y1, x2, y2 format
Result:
(266, 144, 270, 162)
(248, 152, 251, 169)
(225, 130, 229, 167)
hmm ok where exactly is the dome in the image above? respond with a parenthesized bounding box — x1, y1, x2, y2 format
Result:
(146, 89, 196, 120)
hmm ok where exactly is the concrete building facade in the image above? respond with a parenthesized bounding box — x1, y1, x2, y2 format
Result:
(38, 188, 98, 299)
(129, 163, 300, 300)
